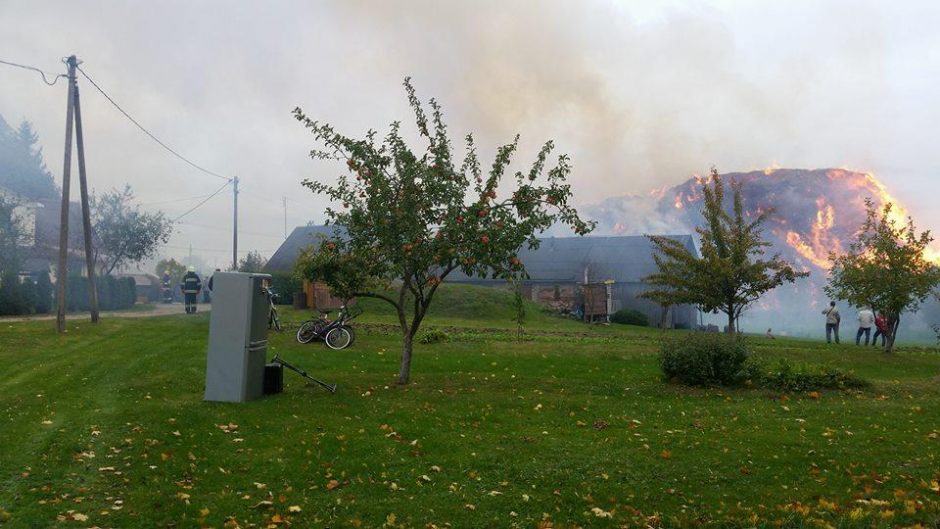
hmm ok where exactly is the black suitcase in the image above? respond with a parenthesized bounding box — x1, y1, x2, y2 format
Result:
(263, 363, 283, 394)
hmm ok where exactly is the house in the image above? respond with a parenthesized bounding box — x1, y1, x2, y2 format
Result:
(1, 185, 89, 279)
(265, 225, 699, 328)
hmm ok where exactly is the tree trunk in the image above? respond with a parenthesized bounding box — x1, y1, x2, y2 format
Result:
(885, 315, 900, 353)
(398, 332, 414, 385)
(726, 307, 736, 335)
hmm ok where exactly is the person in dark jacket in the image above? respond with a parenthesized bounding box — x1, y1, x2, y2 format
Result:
(180, 266, 203, 314)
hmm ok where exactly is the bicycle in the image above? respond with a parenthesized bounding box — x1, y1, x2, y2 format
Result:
(296, 304, 361, 349)
(264, 287, 281, 332)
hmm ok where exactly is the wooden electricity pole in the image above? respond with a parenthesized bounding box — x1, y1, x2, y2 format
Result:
(73, 78, 100, 323)
(55, 56, 78, 333)
(55, 54, 99, 332)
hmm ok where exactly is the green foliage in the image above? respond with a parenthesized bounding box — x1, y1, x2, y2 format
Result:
(65, 275, 136, 312)
(417, 329, 451, 344)
(237, 250, 268, 273)
(0, 270, 25, 316)
(756, 358, 870, 392)
(293, 78, 594, 383)
(92, 186, 173, 275)
(34, 271, 53, 313)
(155, 258, 186, 285)
(0, 117, 58, 200)
(268, 271, 303, 305)
(610, 308, 649, 326)
(826, 199, 940, 352)
(659, 332, 751, 386)
(642, 169, 808, 333)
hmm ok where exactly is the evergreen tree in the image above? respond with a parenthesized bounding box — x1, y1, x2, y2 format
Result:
(0, 116, 58, 200)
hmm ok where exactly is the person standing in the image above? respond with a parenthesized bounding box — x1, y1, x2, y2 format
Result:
(822, 301, 840, 344)
(872, 311, 888, 348)
(856, 306, 874, 346)
(180, 266, 203, 314)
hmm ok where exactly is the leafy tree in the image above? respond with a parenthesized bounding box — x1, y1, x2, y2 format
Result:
(0, 195, 26, 275)
(825, 199, 940, 352)
(642, 169, 808, 334)
(294, 78, 594, 384)
(0, 116, 58, 200)
(155, 258, 187, 288)
(237, 251, 267, 273)
(92, 186, 174, 275)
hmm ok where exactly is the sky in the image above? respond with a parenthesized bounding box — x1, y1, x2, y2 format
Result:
(3, 0, 940, 273)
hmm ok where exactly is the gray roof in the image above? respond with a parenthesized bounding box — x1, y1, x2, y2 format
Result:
(264, 224, 344, 272)
(266, 225, 697, 283)
(451, 235, 698, 283)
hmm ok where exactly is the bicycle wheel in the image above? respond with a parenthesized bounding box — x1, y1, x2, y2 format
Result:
(342, 325, 356, 347)
(296, 321, 320, 344)
(325, 327, 352, 350)
(270, 307, 282, 332)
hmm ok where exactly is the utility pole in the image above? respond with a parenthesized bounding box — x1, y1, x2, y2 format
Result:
(232, 175, 239, 271)
(55, 56, 78, 333)
(73, 74, 99, 323)
(283, 196, 287, 239)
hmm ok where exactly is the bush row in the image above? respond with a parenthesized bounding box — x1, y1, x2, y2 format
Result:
(0, 271, 136, 316)
(659, 333, 869, 391)
(610, 308, 650, 327)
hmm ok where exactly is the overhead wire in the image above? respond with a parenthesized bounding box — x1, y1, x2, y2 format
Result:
(75, 64, 232, 182)
(171, 180, 230, 222)
(0, 58, 66, 86)
(139, 193, 215, 206)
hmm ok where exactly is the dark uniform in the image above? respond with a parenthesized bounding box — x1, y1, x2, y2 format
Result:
(180, 271, 203, 314)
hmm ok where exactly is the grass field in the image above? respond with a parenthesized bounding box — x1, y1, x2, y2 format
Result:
(1, 285, 939, 528)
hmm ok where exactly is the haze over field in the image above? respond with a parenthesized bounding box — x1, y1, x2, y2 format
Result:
(3, 1, 940, 277)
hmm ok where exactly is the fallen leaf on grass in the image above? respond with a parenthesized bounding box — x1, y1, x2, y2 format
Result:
(252, 500, 274, 510)
(288, 505, 301, 513)
(326, 479, 339, 490)
(592, 419, 609, 430)
(660, 450, 672, 460)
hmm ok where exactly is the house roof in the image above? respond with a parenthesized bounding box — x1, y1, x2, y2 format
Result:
(450, 235, 698, 283)
(264, 224, 345, 272)
(264, 224, 697, 283)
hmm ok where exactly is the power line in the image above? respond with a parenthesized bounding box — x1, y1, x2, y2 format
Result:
(177, 220, 286, 240)
(0, 58, 66, 86)
(139, 193, 214, 206)
(171, 180, 230, 222)
(75, 64, 232, 182)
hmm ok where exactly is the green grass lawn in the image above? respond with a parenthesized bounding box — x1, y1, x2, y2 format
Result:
(1, 285, 939, 528)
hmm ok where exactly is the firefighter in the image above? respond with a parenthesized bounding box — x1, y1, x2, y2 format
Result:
(180, 266, 203, 314)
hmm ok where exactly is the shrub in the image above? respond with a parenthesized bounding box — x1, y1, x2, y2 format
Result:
(269, 272, 303, 305)
(659, 333, 750, 386)
(757, 359, 869, 392)
(0, 270, 24, 316)
(417, 329, 450, 344)
(610, 308, 649, 326)
(35, 271, 53, 313)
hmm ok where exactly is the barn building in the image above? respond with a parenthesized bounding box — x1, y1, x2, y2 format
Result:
(265, 226, 699, 328)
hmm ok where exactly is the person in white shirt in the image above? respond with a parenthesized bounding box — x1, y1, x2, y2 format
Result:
(856, 306, 875, 346)
(822, 301, 840, 344)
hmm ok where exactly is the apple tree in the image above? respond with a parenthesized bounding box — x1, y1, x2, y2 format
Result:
(826, 199, 940, 352)
(293, 78, 594, 384)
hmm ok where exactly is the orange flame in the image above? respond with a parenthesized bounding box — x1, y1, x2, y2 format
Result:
(781, 171, 940, 267)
